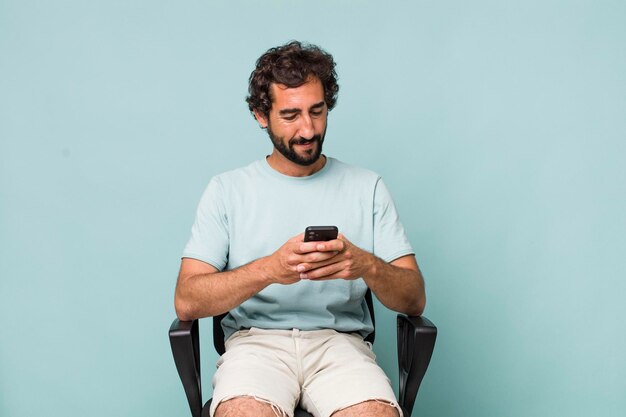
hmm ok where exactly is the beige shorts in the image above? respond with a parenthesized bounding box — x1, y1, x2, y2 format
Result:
(210, 328, 402, 417)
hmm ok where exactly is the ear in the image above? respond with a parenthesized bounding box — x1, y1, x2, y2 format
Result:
(253, 109, 268, 129)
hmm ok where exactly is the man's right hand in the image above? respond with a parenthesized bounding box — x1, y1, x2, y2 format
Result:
(262, 233, 340, 285)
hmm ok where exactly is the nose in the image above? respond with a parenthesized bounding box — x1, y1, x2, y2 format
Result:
(298, 115, 315, 140)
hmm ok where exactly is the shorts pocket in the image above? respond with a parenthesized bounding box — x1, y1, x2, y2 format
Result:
(224, 329, 251, 350)
(344, 333, 377, 360)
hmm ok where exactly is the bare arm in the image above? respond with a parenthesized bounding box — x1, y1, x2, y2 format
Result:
(296, 235, 426, 316)
(174, 233, 340, 321)
(174, 257, 271, 321)
(363, 254, 426, 316)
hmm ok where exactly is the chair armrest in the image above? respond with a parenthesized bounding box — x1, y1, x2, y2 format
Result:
(397, 315, 437, 417)
(169, 319, 203, 417)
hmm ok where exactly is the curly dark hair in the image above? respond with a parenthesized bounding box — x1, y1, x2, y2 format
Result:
(246, 41, 339, 118)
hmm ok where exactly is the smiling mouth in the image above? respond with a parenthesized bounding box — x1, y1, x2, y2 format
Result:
(294, 138, 316, 145)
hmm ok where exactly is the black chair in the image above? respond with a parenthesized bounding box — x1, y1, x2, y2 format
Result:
(169, 290, 436, 417)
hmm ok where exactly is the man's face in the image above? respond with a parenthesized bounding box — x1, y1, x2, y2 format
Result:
(255, 77, 328, 167)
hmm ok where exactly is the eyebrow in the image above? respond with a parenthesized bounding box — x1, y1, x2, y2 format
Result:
(278, 101, 326, 116)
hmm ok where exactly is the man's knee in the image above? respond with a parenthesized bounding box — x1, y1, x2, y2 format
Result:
(331, 400, 400, 417)
(214, 396, 286, 417)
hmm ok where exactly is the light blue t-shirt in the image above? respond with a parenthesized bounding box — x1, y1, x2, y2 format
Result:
(183, 157, 414, 340)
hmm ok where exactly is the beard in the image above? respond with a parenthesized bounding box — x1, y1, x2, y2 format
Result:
(267, 122, 325, 166)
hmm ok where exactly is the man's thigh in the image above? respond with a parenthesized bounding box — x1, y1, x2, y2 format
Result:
(210, 330, 300, 417)
(214, 396, 285, 417)
(298, 333, 403, 417)
(331, 400, 400, 417)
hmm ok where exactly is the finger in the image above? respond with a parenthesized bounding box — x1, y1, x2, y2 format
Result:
(296, 254, 341, 273)
(300, 260, 350, 280)
(301, 250, 339, 263)
(296, 241, 318, 254)
(296, 242, 332, 254)
(303, 240, 345, 254)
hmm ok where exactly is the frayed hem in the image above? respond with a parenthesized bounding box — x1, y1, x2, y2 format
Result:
(212, 394, 291, 417)
(252, 395, 290, 417)
(332, 399, 403, 417)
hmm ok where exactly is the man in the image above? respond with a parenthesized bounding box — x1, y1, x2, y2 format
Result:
(175, 41, 426, 417)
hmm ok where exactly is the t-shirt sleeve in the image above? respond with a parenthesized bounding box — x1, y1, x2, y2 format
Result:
(182, 177, 229, 271)
(372, 178, 415, 262)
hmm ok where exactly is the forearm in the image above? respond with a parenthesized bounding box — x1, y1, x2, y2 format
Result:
(175, 257, 272, 321)
(363, 255, 426, 316)
(175, 233, 337, 320)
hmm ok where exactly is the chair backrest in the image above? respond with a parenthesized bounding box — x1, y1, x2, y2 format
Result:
(212, 289, 376, 355)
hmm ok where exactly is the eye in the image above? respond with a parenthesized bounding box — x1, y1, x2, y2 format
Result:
(282, 114, 298, 121)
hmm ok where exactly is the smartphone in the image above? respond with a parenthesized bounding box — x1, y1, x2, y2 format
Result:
(304, 226, 339, 242)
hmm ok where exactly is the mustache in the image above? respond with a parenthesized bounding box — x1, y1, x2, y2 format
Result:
(290, 135, 323, 146)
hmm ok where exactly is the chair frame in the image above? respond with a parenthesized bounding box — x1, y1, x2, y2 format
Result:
(169, 290, 436, 417)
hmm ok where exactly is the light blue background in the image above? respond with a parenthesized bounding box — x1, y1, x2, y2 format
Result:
(1, 1, 624, 416)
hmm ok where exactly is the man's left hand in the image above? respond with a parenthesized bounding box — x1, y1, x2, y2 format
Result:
(296, 234, 374, 280)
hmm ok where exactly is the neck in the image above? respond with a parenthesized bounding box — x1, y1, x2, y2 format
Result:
(266, 152, 327, 177)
